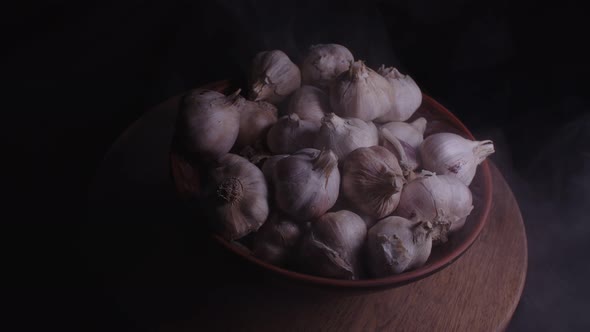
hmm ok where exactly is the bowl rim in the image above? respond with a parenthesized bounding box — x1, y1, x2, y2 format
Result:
(171, 81, 494, 289)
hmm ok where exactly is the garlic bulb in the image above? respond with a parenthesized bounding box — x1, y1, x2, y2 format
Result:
(287, 85, 331, 122)
(396, 173, 473, 243)
(301, 44, 354, 89)
(272, 149, 340, 221)
(210, 154, 269, 240)
(342, 146, 405, 219)
(367, 216, 433, 276)
(330, 61, 396, 121)
(266, 114, 320, 154)
(176, 89, 242, 160)
(299, 210, 367, 279)
(380, 128, 420, 178)
(235, 100, 278, 149)
(249, 50, 301, 104)
(253, 214, 302, 266)
(379, 117, 427, 149)
(314, 113, 379, 160)
(420, 133, 495, 185)
(375, 66, 423, 122)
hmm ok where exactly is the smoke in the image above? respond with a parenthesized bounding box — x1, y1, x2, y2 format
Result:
(479, 112, 590, 331)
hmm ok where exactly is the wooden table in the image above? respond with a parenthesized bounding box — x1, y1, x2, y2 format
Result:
(86, 96, 527, 332)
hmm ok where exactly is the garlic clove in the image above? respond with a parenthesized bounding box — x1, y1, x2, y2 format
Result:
(286, 85, 331, 123)
(420, 132, 495, 185)
(234, 100, 278, 150)
(299, 210, 367, 280)
(342, 146, 406, 219)
(410, 117, 427, 135)
(378, 117, 427, 150)
(367, 216, 433, 276)
(210, 154, 269, 240)
(266, 113, 320, 154)
(396, 173, 473, 244)
(380, 127, 420, 178)
(175, 89, 242, 161)
(314, 112, 379, 160)
(249, 50, 301, 104)
(272, 149, 340, 222)
(330, 61, 396, 122)
(301, 44, 354, 89)
(375, 66, 423, 123)
(252, 214, 302, 266)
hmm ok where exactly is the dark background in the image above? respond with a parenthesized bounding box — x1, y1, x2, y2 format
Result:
(3, 0, 589, 330)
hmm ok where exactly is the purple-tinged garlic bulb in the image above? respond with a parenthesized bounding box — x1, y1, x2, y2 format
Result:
(299, 210, 367, 279)
(301, 44, 354, 89)
(249, 50, 301, 104)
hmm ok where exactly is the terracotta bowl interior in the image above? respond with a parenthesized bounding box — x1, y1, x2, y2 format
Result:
(169, 80, 493, 290)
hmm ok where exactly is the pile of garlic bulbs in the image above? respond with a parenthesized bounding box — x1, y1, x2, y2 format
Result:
(174, 44, 495, 280)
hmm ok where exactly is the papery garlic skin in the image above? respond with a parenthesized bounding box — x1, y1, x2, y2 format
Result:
(253, 214, 301, 266)
(266, 114, 320, 154)
(250, 50, 301, 104)
(396, 173, 473, 243)
(420, 133, 495, 185)
(380, 128, 420, 178)
(367, 216, 433, 276)
(235, 100, 278, 149)
(299, 210, 367, 280)
(314, 113, 379, 160)
(176, 89, 242, 160)
(330, 61, 397, 122)
(272, 149, 340, 221)
(375, 66, 423, 122)
(342, 146, 406, 219)
(301, 44, 354, 89)
(211, 154, 269, 241)
(379, 118, 427, 177)
(287, 85, 331, 122)
(379, 117, 427, 150)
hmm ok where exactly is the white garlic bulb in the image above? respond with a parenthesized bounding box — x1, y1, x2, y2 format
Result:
(299, 210, 367, 280)
(266, 114, 320, 154)
(396, 173, 473, 243)
(210, 154, 269, 240)
(375, 66, 423, 122)
(175, 89, 242, 160)
(420, 132, 495, 185)
(287, 85, 331, 122)
(342, 146, 405, 219)
(314, 113, 379, 160)
(301, 44, 354, 89)
(367, 216, 433, 276)
(379, 117, 427, 149)
(330, 61, 397, 122)
(253, 214, 302, 266)
(234, 100, 278, 149)
(272, 149, 340, 221)
(249, 50, 301, 104)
